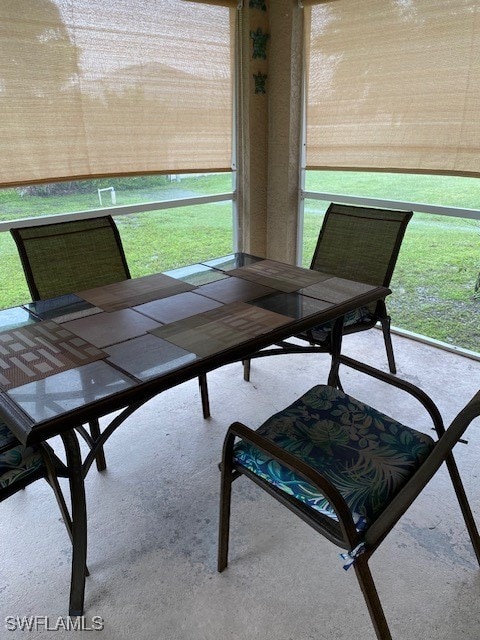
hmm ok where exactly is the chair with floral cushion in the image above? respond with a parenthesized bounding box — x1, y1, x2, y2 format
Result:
(218, 354, 480, 640)
(0, 418, 85, 605)
(243, 203, 413, 384)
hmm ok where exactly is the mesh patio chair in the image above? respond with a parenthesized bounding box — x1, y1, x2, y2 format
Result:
(0, 418, 87, 608)
(11, 217, 212, 471)
(11, 217, 131, 472)
(243, 203, 412, 382)
(219, 355, 480, 640)
(11, 216, 131, 301)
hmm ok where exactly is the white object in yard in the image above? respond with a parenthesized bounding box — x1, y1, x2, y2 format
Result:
(98, 187, 116, 206)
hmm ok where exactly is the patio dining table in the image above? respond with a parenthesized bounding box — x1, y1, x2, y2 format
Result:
(0, 253, 390, 616)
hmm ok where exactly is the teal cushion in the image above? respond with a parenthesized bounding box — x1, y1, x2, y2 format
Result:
(233, 386, 435, 531)
(309, 306, 373, 343)
(0, 421, 44, 490)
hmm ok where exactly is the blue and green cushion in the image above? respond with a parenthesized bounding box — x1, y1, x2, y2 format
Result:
(307, 306, 374, 343)
(0, 421, 45, 492)
(233, 386, 435, 531)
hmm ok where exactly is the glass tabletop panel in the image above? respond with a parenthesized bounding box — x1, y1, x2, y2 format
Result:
(249, 292, 333, 319)
(7, 360, 136, 422)
(202, 253, 263, 272)
(26, 294, 102, 323)
(0, 307, 38, 332)
(163, 263, 229, 286)
(104, 334, 198, 381)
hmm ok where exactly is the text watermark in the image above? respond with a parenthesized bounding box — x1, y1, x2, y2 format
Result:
(5, 616, 104, 632)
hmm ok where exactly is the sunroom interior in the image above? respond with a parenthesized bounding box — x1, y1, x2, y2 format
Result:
(1, 1, 480, 638)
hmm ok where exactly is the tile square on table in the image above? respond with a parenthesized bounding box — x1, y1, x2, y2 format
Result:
(76, 273, 194, 312)
(105, 334, 197, 381)
(8, 360, 136, 422)
(194, 277, 275, 304)
(229, 260, 331, 292)
(150, 301, 292, 358)
(249, 292, 333, 319)
(62, 309, 162, 348)
(300, 277, 377, 304)
(0, 321, 105, 391)
(134, 291, 223, 324)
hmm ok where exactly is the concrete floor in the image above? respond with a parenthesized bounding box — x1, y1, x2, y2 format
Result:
(1, 330, 480, 640)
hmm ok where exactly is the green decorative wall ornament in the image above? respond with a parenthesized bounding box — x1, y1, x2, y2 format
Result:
(250, 28, 269, 60)
(249, 0, 267, 10)
(253, 72, 267, 94)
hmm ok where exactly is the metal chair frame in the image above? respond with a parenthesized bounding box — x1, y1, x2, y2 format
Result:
(0, 432, 89, 608)
(219, 355, 480, 640)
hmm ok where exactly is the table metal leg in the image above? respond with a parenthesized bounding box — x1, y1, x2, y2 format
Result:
(327, 316, 345, 388)
(60, 430, 87, 617)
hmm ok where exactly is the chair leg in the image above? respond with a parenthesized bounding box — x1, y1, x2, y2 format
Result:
(243, 359, 251, 382)
(445, 453, 480, 566)
(89, 419, 107, 472)
(218, 466, 234, 572)
(198, 374, 210, 419)
(354, 555, 392, 640)
(380, 316, 396, 375)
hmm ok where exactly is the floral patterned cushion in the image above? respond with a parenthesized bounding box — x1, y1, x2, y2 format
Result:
(233, 386, 435, 531)
(308, 306, 373, 343)
(0, 421, 44, 491)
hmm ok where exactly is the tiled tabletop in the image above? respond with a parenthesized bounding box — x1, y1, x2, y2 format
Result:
(0, 254, 389, 435)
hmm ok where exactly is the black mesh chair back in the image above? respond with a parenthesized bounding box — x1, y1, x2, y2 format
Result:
(242, 203, 413, 381)
(11, 216, 131, 301)
(310, 203, 412, 289)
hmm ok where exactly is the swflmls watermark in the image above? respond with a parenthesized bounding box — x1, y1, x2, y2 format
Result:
(5, 616, 104, 632)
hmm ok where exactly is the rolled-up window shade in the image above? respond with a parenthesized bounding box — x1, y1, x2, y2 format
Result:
(305, 0, 480, 176)
(0, 0, 234, 186)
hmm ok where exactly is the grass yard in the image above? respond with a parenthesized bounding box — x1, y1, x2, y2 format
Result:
(116, 204, 234, 277)
(0, 201, 234, 309)
(0, 171, 478, 353)
(303, 203, 479, 352)
(303, 171, 479, 353)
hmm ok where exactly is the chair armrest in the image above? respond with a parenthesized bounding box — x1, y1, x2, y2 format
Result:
(365, 388, 480, 547)
(334, 354, 445, 436)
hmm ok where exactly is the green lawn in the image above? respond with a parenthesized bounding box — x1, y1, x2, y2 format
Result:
(0, 201, 234, 308)
(303, 203, 479, 351)
(0, 171, 478, 353)
(303, 169, 479, 352)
